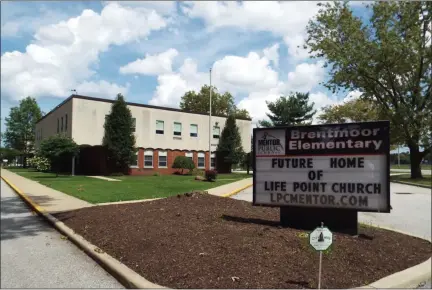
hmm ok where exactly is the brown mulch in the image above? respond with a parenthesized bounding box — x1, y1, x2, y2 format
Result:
(53, 193, 432, 289)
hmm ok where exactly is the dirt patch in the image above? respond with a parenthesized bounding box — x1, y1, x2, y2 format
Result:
(54, 193, 431, 289)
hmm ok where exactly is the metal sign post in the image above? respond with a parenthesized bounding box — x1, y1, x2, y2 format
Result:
(309, 222, 333, 289)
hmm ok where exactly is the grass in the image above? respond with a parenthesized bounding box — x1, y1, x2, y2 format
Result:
(390, 164, 432, 171)
(390, 174, 431, 188)
(8, 168, 251, 204)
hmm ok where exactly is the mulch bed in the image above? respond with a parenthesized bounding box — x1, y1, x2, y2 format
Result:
(54, 193, 431, 289)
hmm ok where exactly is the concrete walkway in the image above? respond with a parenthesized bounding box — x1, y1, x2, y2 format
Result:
(0, 180, 122, 288)
(87, 176, 121, 181)
(207, 177, 252, 197)
(0, 169, 93, 214)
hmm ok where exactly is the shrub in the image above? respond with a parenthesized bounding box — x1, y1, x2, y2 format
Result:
(205, 170, 217, 182)
(172, 156, 195, 174)
(28, 156, 50, 172)
(39, 135, 79, 176)
(153, 172, 160, 176)
(191, 168, 205, 177)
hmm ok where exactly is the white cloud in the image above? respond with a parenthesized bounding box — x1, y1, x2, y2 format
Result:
(102, 1, 177, 16)
(120, 48, 179, 76)
(286, 61, 326, 92)
(263, 43, 280, 68)
(148, 47, 282, 107)
(75, 80, 130, 99)
(181, 1, 321, 61)
(1, 2, 168, 101)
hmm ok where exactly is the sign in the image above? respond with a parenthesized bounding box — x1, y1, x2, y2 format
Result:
(252, 121, 391, 212)
(309, 227, 333, 251)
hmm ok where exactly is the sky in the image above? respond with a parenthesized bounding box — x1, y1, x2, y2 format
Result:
(1, 1, 372, 137)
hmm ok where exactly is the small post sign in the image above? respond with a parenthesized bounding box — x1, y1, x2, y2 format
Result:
(252, 121, 391, 234)
(309, 223, 333, 289)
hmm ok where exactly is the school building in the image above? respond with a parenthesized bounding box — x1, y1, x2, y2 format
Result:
(35, 94, 252, 175)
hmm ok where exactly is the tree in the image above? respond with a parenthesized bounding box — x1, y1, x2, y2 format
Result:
(38, 135, 79, 176)
(172, 156, 195, 174)
(305, 1, 431, 178)
(241, 152, 252, 174)
(216, 114, 244, 171)
(103, 94, 136, 173)
(258, 92, 317, 127)
(180, 85, 250, 119)
(0, 147, 22, 163)
(318, 98, 405, 149)
(4, 97, 42, 166)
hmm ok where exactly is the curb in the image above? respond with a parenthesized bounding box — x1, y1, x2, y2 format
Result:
(221, 183, 252, 198)
(390, 180, 431, 189)
(1, 175, 166, 289)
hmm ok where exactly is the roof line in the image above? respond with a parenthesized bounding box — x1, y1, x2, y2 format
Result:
(36, 94, 252, 124)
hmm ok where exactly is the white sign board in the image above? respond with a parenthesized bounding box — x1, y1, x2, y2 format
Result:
(252, 121, 391, 212)
(309, 227, 333, 251)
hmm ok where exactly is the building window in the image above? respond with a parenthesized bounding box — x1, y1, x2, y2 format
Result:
(185, 152, 193, 163)
(158, 151, 167, 168)
(156, 120, 164, 134)
(40, 128, 42, 140)
(173, 122, 182, 136)
(211, 153, 215, 169)
(198, 152, 205, 168)
(65, 114, 68, 131)
(190, 124, 198, 137)
(213, 126, 220, 139)
(130, 151, 139, 168)
(57, 118, 59, 133)
(144, 150, 153, 168)
(61, 117, 64, 132)
(131, 118, 136, 133)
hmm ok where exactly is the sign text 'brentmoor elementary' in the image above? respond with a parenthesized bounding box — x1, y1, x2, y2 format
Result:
(253, 121, 391, 212)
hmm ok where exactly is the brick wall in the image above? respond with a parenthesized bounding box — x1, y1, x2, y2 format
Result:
(129, 148, 212, 176)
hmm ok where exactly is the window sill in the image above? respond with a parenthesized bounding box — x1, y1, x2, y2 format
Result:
(158, 166, 168, 169)
(144, 166, 154, 169)
(130, 166, 139, 168)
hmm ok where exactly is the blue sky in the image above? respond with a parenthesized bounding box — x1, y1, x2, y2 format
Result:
(1, 1, 375, 138)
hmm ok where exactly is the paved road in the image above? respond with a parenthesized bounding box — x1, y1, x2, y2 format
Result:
(233, 182, 431, 240)
(0, 180, 123, 288)
(390, 169, 432, 175)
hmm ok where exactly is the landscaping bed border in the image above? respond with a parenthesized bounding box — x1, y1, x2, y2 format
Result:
(1, 175, 430, 289)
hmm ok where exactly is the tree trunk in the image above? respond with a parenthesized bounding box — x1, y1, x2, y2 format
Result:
(408, 145, 423, 179)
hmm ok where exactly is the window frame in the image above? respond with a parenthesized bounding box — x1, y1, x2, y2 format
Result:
(197, 152, 205, 169)
(173, 122, 182, 136)
(65, 114, 68, 131)
(144, 150, 154, 168)
(57, 118, 60, 133)
(131, 118, 136, 133)
(61, 117, 64, 132)
(130, 151, 139, 168)
(190, 124, 198, 137)
(185, 152, 194, 163)
(158, 150, 168, 168)
(211, 153, 216, 169)
(156, 120, 164, 135)
(212, 126, 220, 139)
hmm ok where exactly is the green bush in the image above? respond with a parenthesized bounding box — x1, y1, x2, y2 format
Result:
(172, 156, 195, 174)
(205, 170, 217, 182)
(190, 168, 205, 176)
(28, 156, 51, 172)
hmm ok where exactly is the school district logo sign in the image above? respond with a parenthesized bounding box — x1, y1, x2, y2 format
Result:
(256, 130, 285, 155)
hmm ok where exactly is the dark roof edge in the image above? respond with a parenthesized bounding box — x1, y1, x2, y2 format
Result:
(36, 94, 252, 124)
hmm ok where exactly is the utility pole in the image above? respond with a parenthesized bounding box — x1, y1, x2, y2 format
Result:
(208, 68, 212, 170)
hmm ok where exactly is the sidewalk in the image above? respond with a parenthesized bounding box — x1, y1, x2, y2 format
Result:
(0, 169, 93, 214)
(207, 177, 252, 197)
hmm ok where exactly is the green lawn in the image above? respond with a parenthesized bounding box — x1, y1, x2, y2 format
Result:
(390, 164, 432, 171)
(8, 168, 251, 204)
(390, 174, 431, 188)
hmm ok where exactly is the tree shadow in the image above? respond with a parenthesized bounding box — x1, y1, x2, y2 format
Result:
(1, 194, 59, 241)
(221, 214, 280, 227)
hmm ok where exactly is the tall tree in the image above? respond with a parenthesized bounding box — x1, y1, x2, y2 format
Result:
(4, 97, 42, 166)
(38, 135, 79, 176)
(217, 114, 244, 171)
(103, 94, 136, 173)
(180, 85, 250, 119)
(305, 1, 431, 178)
(258, 92, 316, 127)
(318, 98, 404, 150)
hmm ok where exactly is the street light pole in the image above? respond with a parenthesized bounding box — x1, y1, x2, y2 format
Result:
(209, 68, 212, 170)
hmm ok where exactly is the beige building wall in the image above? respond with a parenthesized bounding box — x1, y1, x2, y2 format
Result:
(35, 98, 73, 149)
(71, 97, 251, 152)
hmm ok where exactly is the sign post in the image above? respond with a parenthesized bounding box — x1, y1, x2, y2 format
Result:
(309, 222, 333, 289)
(252, 121, 391, 235)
